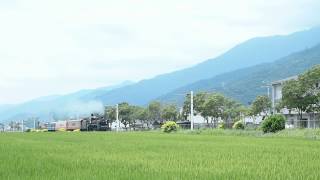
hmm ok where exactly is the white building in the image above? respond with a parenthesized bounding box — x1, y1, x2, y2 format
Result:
(271, 76, 319, 128)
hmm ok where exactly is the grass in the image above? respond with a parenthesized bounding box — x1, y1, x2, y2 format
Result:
(1, 131, 320, 180)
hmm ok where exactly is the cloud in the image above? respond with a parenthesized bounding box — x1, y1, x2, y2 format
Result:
(0, 0, 320, 104)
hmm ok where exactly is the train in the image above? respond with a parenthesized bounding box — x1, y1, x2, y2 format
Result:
(47, 114, 111, 131)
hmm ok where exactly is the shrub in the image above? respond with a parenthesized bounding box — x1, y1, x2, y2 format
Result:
(261, 115, 285, 133)
(73, 129, 80, 132)
(233, 120, 244, 129)
(161, 121, 179, 133)
(58, 128, 66, 132)
(218, 122, 226, 129)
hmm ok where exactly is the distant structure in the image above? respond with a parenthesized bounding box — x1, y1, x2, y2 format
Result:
(271, 76, 319, 128)
(271, 76, 298, 110)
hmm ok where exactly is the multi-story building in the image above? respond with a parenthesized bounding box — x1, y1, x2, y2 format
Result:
(271, 76, 319, 128)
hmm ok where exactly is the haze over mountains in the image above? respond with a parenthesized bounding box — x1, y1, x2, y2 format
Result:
(0, 81, 133, 122)
(1, 26, 320, 122)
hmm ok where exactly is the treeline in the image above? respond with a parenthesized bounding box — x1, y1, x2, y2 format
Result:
(105, 101, 180, 129)
(104, 92, 273, 129)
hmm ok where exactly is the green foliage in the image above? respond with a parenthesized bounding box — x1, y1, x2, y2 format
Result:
(105, 106, 116, 122)
(161, 104, 178, 121)
(182, 92, 209, 119)
(204, 93, 225, 118)
(118, 102, 133, 128)
(282, 65, 320, 120)
(232, 120, 244, 129)
(132, 106, 148, 122)
(251, 95, 271, 115)
(148, 101, 162, 122)
(261, 115, 285, 133)
(58, 128, 66, 132)
(161, 121, 179, 133)
(218, 122, 226, 129)
(182, 92, 246, 127)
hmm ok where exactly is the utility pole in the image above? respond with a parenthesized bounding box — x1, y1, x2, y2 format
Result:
(116, 104, 119, 132)
(190, 91, 194, 131)
(34, 118, 36, 130)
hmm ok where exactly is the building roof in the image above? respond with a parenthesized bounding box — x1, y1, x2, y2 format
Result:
(271, 76, 298, 86)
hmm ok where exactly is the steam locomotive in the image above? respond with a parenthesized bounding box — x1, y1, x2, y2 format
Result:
(48, 114, 111, 131)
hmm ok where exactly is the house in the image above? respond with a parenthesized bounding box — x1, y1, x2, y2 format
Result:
(271, 76, 320, 128)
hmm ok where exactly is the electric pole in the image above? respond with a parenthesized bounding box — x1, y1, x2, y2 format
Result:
(190, 91, 194, 130)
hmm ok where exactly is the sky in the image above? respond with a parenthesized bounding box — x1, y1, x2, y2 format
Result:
(0, 0, 320, 104)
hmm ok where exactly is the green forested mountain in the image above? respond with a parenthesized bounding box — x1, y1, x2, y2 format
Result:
(95, 27, 320, 105)
(158, 44, 320, 105)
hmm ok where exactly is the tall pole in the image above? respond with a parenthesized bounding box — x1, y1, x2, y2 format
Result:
(116, 104, 119, 132)
(190, 91, 194, 131)
(21, 120, 24, 132)
(34, 118, 36, 130)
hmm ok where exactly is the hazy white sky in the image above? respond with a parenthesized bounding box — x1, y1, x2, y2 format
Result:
(0, 0, 320, 104)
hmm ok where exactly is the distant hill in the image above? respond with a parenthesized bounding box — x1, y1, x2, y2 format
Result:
(0, 81, 133, 123)
(158, 44, 320, 105)
(95, 27, 320, 105)
(2, 27, 320, 123)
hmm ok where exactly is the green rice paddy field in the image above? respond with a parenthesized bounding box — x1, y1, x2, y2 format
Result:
(1, 131, 320, 180)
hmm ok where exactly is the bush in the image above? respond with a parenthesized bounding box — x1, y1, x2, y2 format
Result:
(161, 121, 179, 133)
(58, 128, 66, 132)
(218, 122, 226, 129)
(73, 129, 80, 132)
(233, 120, 244, 129)
(261, 115, 285, 133)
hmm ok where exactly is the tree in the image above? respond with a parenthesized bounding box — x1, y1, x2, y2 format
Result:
(222, 100, 248, 127)
(298, 65, 320, 112)
(182, 92, 209, 120)
(132, 106, 148, 122)
(281, 65, 320, 124)
(182, 93, 191, 120)
(161, 104, 178, 121)
(105, 106, 116, 123)
(147, 101, 162, 124)
(282, 79, 314, 122)
(203, 93, 226, 128)
(118, 102, 134, 129)
(251, 95, 271, 116)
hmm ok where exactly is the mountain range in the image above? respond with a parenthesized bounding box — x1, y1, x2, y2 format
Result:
(0, 81, 133, 122)
(158, 44, 320, 105)
(1, 26, 320, 123)
(95, 26, 320, 105)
